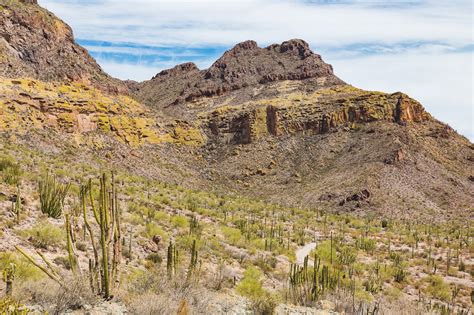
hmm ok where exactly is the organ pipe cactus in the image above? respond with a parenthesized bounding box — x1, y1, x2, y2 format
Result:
(3, 263, 16, 296)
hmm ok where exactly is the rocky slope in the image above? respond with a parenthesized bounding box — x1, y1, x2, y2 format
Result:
(0, 0, 126, 93)
(0, 0, 472, 221)
(133, 39, 344, 118)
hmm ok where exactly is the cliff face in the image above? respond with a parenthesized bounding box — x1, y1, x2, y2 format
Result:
(206, 86, 431, 144)
(0, 0, 126, 93)
(0, 1, 472, 220)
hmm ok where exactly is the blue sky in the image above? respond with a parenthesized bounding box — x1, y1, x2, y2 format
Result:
(39, 0, 473, 140)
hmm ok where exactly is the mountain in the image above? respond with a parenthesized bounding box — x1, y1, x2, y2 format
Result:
(0, 0, 126, 93)
(1, 2, 473, 314)
(1, 0, 472, 221)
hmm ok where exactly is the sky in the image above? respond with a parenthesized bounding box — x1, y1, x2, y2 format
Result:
(38, 0, 473, 141)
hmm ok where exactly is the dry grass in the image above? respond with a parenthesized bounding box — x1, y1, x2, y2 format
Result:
(15, 277, 98, 315)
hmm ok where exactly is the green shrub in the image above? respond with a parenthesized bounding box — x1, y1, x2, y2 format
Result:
(0, 158, 22, 186)
(221, 226, 243, 246)
(171, 215, 188, 229)
(144, 223, 167, 241)
(313, 240, 337, 264)
(236, 267, 277, 315)
(0, 252, 42, 281)
(236, 267, 265, 298)
(145, 253, 162, 265)
(0, 297, 29, 314)
(21, 221, 64, 249)
(425, 275, 450, 302)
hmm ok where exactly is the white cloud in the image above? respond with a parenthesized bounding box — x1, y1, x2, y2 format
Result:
(37, 0, 473, 140)
(39, 0, 472, 47)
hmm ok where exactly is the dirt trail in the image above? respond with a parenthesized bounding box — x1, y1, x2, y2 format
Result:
(296, 242, 317, 266)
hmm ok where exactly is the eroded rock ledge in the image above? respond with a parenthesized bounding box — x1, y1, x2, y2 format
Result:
(206, 86, 430, 144)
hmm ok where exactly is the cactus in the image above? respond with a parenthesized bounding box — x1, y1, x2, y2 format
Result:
(38, 172, 70, 219)
(330, 231, 333, 265)
(3, 263, 16, 296)
(189, 216, 201, 237)
(11, 185, 21, 223)
(83, 172, 121, 298)
(187, 239, 199, 279)
(167, 241, 179, 278)
(65, 214, 79, 274)
(15, 246, 64, 287)
(98, 173, 110, 298)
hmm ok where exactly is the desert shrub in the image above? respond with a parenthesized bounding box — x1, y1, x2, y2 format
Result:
(53, 256, 71, 270)
(393, 264, 407, 283)
(146, 253, 162, 265)
(38, 173, 70, 219)
(254, 255, 277, 273)
(356, 237, 376, 254)
(144, 223, 167, 240)
(425, 275, 450, 302)
(0, 252, 42, 281)
(21, 221, 63, 249)
(76, 241, 87, 252)
(0, 297, 29, 314)
(337, 246, 357, 266)
(314, 240, 337, 264)
(221, 226, 243, 246)
(20, 278, 97, 314)
(171, 215, 188, 229)
(0, 158, 22, 185)
(236, 267, 277, 315)
(186, 196, 199, 212)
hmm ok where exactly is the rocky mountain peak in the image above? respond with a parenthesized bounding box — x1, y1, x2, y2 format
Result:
(278, 39, 312, 57)
(152, 62, 199, 79)
(228, 40, 259, 52)
(0, 0, 126, 93)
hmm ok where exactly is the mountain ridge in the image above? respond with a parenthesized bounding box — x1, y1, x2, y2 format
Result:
(0, 0, 472, 220)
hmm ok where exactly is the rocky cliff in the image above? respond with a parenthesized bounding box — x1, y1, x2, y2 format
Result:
(0, 1, 472, 220)
(0, 0, 126, 93)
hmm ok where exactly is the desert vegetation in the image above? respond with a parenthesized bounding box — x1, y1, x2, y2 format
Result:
(0, 143, 472, 314)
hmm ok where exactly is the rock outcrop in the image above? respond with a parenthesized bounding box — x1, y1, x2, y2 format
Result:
(133, 39, 344, 111)
(0, 0, 127, 93)
(206, 86, 430, 144)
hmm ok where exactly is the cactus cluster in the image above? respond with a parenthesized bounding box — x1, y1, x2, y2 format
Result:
(288, 253, 342, 305)
(84, 172, 122, 298)
(167, 241, 179, 278)
(38, 172, 70, 219)
(17, 171, 122, 300)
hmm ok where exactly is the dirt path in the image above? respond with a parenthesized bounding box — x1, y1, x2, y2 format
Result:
(296, 242, 317, 266)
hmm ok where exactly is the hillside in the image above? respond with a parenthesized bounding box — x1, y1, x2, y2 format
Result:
(0, 1, 473, 314)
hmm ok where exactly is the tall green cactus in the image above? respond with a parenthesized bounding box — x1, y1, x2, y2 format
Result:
(187, 239, 198, 279)
(12, 185, 21, 223)
(98, 173, 110, 298)
(65, 214, 79, 274)
(3, 263, 16, 296)
(167, 241, 179, 278)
